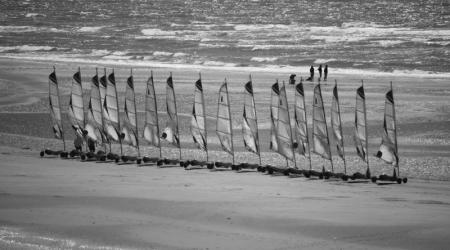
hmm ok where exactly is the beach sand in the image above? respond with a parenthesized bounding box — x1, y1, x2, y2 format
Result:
(0, 57, 449, 249)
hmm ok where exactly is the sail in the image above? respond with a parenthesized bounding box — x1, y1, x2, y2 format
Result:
(354, 85, 368, 162)
(103, 71, 120, 142)
(190, 78, 207, 151)
(85, 71, 106, 143)
(121, 74, 139, 148)
(376, 86, 398, 165)
(294, 81, 308, 156)
(68, 69, 85, 134)
(143, 72, 160, 147)
(277, 83, 295, 160)
(242, 80, 259, 154)
(162, 75, 180, 147)
(216, 81, 234, 155)
(269, 82, 280, 151)
(48, 70, 63, 139)
(312, 84, 331, 160)
(331, 83, 345, 159)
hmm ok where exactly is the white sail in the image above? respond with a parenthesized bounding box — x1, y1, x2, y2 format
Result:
(121, 73, 139, 148)
(103, 71, 120, 142)
(376, 84, 398, 166)
(190, 78, 207, 151)
(242, 80, 259, 154)
(143, 72, 160, 148)
(85, 70, 105, 143)
(354, 85, 368, 162)
(277, 83, 295, 160)
(269, 82, 280, 151)
(48, 69, 64, 140)
(216, 81, 234, 156)
(161, 75, 180, 147)
(331, 82, 345, 159)
(68, 69, 85, 135)
(312, 83, 332, 160)
(294, 80, 309, 156)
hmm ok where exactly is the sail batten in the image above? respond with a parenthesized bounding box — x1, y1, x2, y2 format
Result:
(191, 77, 208, 152)
(312, 83, 332, 160)
(216, 80, 234, 159)
(242, 78, 260, 156)
(144, 71, 161, 156)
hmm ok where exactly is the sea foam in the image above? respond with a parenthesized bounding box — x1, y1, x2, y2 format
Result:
(78, 26, 104, 33)
(0, 45, 55, 52)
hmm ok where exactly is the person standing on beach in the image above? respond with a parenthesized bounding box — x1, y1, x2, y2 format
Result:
(73, 130, 84, 152)
(318, 65, 323, 80)
(309, 66, 314, 81)
(87, 137, 96, 153)
(324, 65, 328, 81)
(289, 74, 296, 85)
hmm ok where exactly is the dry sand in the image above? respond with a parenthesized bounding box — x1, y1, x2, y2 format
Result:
(0, 57, 449, 249)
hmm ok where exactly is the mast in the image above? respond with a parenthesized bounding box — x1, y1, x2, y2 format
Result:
(250, 75, 262, 166)
(97, 67, 107, 152)
(333, 80, 347, 174)
(153, 71, 162, 158)
(225, 79, 235, 165)
(200, 72, 209, 162)
(52, 66, 66, 151)
(131, 68, 140, 158)
(112, 69, 123, 156)
(312, 80, 333, 172)
(103, 68, 112, 153)
(362, 80, 370, 175)
(174, 73, 182, 160)
(391, 81, 399, 176)
(284, 81, 297, 169)
(302, 78, 312, 171)
(320, 79, 333, 172)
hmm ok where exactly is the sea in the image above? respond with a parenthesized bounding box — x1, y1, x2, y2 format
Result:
(0, 0, 449, 77)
